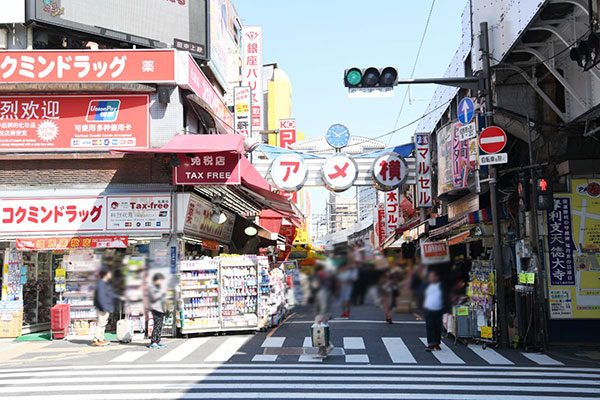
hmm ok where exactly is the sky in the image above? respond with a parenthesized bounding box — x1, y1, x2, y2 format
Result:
(234, 0, 467, 216)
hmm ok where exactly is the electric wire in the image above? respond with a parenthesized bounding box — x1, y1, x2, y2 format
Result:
(388, 0, 437, 145)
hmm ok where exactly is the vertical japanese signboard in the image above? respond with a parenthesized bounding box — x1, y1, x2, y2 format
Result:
(233, 86, 252, 139)
(377, 203, 386, 247)
(279, 119, 296, 149)
(415, 133, 432, 208)
(546, 180, 600, 320)
(242, 26, 263, 132)
(384, 191, 400, 239)
(437, 123, 454, 194)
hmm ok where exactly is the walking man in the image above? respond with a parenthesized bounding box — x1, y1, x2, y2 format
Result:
(423, 269, 450, 351)
(92, 268, 122, 347)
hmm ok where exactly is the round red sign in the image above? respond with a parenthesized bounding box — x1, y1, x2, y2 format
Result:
(479, 126, 507, 154)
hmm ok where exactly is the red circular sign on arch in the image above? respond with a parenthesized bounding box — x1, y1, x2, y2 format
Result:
(479, 126, 507, 154)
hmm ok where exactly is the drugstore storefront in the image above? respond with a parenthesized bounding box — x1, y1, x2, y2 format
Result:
(0, 188, 175, 337)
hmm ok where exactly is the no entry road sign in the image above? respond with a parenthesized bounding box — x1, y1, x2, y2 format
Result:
(479, 126, 507, 154)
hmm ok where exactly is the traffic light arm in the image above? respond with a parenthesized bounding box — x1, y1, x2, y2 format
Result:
(396, 76, 482, 91)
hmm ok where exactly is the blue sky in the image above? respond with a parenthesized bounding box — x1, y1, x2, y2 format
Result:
(234, 0, 467, 215)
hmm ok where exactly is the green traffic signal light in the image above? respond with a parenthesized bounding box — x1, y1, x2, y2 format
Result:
(346, 68, 362, 86)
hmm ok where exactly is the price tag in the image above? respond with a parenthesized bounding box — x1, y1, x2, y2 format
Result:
(519, 273, 527, 284)
(526, 273, 535, 284)
(456, 306, 469, 316)
(480, 326, 492, 339)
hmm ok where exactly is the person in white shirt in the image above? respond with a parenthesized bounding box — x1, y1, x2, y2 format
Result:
(423, 269, 448, 351)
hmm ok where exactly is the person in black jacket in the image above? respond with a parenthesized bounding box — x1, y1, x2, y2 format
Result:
(422, 268, 451, 351)
(92, 268, 122, 346)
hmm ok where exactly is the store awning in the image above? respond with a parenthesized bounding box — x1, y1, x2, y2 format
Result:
(382, 217, 421, 249)
(110, 134, 244, 155)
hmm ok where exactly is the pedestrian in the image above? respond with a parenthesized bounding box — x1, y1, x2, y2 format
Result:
(423, 268, 451, 351)
(92, 268, 122, 347)
(338, 263, 357, 317)
(148, 273, 167, 349)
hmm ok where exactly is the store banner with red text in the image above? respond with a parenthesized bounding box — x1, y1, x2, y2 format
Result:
(384, 190, 400, 239)
(0, 95, 149, 151)
(415, 133, 432, 207)
(242, 26, 263, 131)
(279, 119, 296, 149)
(16, 236, 128, 251)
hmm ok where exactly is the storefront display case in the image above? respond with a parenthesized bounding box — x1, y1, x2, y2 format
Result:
(63, 250, 101, 335)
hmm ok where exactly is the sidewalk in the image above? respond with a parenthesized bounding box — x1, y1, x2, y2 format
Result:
(546, 343, 600, 365)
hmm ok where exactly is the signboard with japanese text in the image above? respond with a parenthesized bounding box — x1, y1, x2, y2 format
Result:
(241, 26, 263, 131)
(421, 241, 451, 264)
(270, 154, 308, 192)
(174, 152, 241, 185)
(415, 133, 432, 208)
(0, 95, 149, 152)
(546, 179, 600, 319)
(16, 236, 128, 251)
(376, 204, 386, 247)
(186, 56, 234, 134)
(321, 154, 358, 192)
(384, 191, 400, 238)
(452, 123, 476, 189)
(107, 195, 172, 231)
(233, 86, 252, 138)
(0, 196, 106, 234)
(436, 123, 454, 194)
(279, 119, 296, 149)
(448, 194, 479, 220)
(0, 50, 176, 84)
(480, 153, 508, 165)
(371, 152, 408, 191)
(27, 0, 209, 58)
(183, 194, 235, 242)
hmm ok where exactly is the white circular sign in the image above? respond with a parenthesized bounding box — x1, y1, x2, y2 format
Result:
(270, 154, 308, 192)
(371, 152, 408, 191)
(321, 154, 358, 192)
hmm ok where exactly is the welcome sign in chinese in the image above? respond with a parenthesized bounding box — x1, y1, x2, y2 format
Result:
(547, 198, 576, 285)
(0, 95, 149, 151)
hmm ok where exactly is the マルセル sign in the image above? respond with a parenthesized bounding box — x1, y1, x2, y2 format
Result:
(0, 94, 149, 151)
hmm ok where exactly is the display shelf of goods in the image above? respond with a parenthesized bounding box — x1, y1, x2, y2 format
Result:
(179, 258, 221, 331)
(63, 251, 100, 335)
(220, 256, 258, 329)
(123, 256, 146, 332)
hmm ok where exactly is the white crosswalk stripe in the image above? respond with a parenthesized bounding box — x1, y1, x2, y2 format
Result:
(204, 337, 249, 362)
(467, 344, 514, 365)
(1, 364, 598, 399)
(109, 351, 148, 363)
(522, 352, 565, 366)
(343, 337, 365, 349)
(419, 338, 465, 364)
(382, 337, 417, 363)
(157, 338, 210, 362)
(261, 337, 285, 347)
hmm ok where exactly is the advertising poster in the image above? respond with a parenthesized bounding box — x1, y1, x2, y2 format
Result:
(107, 195, 172, 231)
(546, 179, 600, 319)
(452, 122, 476, 189)
(436, 123, 454, 194)
(233, 86, 252, 138)
(0, 95, 149, 151)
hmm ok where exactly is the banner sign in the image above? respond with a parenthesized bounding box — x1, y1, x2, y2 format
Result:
(0, 50, 175, 84)
(421, 241, 451, 264)
(371, 152, 408, 191)
(174, 152, 241, 185)
(415, 133, 432, 207)
(384, 190, 400, 238)
(377, 204, 386, 246)
(107, 195, 172, 231)
(0, 95, 149, 151)
(201, 239, 220, 251)
(547, 198, 576, 286)
(241, 26, 263, 131)
(183, 194, 235, 242)
(233, 86, 252, 138)
(16, 236, 128, 250)
(437, 123, 454, 194)
(279, 119, 296, 149)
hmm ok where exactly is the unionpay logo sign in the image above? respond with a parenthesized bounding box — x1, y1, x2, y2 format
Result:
(86, 100, 121, 122)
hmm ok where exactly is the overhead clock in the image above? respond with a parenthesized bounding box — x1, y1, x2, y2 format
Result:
(325, 124, 350, 149)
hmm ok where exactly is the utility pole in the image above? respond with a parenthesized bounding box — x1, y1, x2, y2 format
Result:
(480, 21, 509, 348)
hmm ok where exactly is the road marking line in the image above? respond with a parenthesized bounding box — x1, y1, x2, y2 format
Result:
(157, 338, 209, 362)
(343, 337, 365, 350)
(251, 354, 277, 362)
(381, 337, 416, 364)
(419, 338, 464, 364)
(303, 337, 312, 348)
(109, 351, 148, 363)
(261, 337, 285, 347)
(298, 354, 322, 362)
(345, 354, 369, 363)
(522, 352, 564, 366)
(204, 337, 248, 362)
(467, 344, 513, 365)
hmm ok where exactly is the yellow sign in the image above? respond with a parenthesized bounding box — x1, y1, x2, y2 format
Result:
(480, 326, 492, 339)
(235, 102, 249, 114)
(546, 179, 600, 319)
(293, 222, 310, 245)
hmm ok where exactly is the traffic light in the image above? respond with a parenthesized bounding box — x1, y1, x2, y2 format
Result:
(344, 67, 398, 88)
(570, 32, 600, 71)
(518, 172, 530, 212)
(535, 176, 554, 211)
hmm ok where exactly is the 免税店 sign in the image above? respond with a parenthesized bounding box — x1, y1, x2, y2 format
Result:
(0, 50, 175, 84)
(174, 152, 241, 185)
(0, 95, 149, 151)
(421, 241, 451, 264)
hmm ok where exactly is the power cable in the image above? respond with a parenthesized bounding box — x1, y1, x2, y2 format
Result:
(388, 0, 436, 145)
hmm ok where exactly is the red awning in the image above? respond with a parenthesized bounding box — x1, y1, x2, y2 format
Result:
(110, 134, 244, 155)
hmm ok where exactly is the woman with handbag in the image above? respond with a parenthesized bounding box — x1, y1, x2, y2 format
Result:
(148, 273, 167, 349)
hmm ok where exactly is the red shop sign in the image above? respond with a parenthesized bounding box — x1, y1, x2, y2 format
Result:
(0, 94, 149, 152)
(16, 236, 128, 251)
(0, 50, 175, 84)
(174, 152, 241, 185)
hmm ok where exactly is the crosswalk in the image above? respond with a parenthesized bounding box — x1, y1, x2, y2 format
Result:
(1, 363, 598, 399)
(102, 334, 566, 367)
